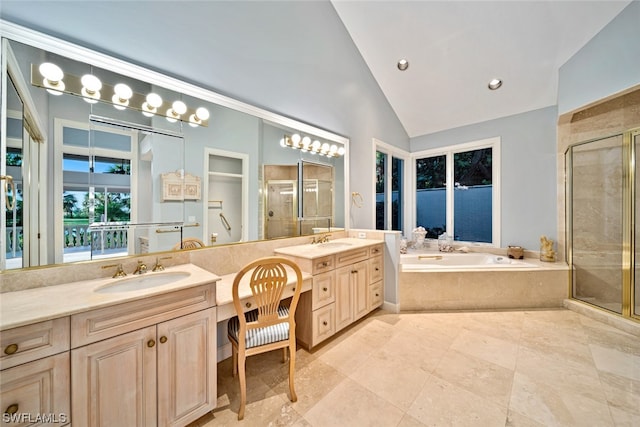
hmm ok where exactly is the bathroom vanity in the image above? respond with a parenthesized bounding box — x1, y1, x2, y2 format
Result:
(0, 264, 219, 426)
(274, 238, 384, 348)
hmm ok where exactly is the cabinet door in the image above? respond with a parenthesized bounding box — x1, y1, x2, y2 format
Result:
(352, 261, 369, 321)
(71, 326, 157, 427)
(312, 270, 336, 310)
(335, 265, 353, 332)
(157, 308, 216, 427)
(0, 352, 70, 426)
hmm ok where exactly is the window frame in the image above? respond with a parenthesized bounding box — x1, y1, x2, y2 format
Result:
(373, 138, 411, 235)
(411, 137, 501, 247)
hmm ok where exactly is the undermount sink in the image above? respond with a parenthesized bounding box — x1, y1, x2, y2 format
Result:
(95, 271, 191, 293)
(318, 242, 353, 249)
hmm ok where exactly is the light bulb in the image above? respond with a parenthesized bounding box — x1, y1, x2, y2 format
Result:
(302, 136, 311, 146)
(112, 83, 132, 110)
(291, 134, 301, 144)
(114, 83, 132, 100)
(195, 107, 209, 121)
(81, 74, 102, 103)
(321, 143, 330, 152)
(337, 146, 346, 156)
(39, 62, 65, 95)
(166, 107, 178, 123)
(311, 140, 321, 150)
(172, 100, 187, 115)
(142, 93, 162, 117)
(280, 138, 286, 147)
(330, 144, 338, 153)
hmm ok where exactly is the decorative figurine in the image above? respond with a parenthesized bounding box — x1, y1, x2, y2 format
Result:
(539, 235, 556, 262)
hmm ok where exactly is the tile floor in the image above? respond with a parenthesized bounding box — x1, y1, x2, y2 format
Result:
(191, 309, 640, 426)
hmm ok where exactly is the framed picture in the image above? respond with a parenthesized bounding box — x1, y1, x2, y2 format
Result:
(161, 170, 201, 201)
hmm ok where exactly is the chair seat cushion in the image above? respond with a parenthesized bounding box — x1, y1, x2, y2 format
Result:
(227, 306, 290, 349)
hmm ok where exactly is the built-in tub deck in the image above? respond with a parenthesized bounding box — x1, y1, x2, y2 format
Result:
(399, 252, 569, 311)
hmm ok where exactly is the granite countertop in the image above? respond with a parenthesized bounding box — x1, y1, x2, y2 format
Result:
(0, 263, 220, 331)
(274, 237, 384, 260)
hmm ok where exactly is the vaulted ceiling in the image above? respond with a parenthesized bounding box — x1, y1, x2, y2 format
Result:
(331, 0, 632, 137)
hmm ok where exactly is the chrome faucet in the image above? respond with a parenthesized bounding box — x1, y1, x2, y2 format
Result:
(133, 260, 148, 275)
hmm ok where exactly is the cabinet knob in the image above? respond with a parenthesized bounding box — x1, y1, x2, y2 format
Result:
(245, 302, 252, 308)
(5, 404, 19, 415)
(322, 321, 328, 326)
(375, 267, 380, 271)
(159, 336, 168, 344)
(147, 339, 156, 348)
(351, 270, 357, 274)
(322, 287, 328, 292)
(375, 293, 380, 297)
(4, 343, 18, 355)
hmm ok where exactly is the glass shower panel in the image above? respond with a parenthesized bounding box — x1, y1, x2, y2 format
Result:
(570, 135, 624, 314)
(635, 131, 640, 318)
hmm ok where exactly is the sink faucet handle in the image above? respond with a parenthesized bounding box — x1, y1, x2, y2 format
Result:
(133, 260, 148, 275)
(102, 263, 127, 278)
(152, 257, 166, 272)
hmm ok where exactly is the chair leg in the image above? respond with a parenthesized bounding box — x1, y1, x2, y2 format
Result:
(231, 343, 238, 377)
(288, 339, 297, 402)
(282, 347, 288, 363)
(238, 349, 247, 420)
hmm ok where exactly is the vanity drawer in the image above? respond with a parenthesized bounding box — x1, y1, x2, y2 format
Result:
(312, 304, 335, 346)
(71, 284, 215, 348)
(312, 271, 335, 310)
(312, 255, 335, 275)
(0, 317, 70, 370)
(369, 255, 384, 284)
(369, 281, 383, 311)
(335, 248, 369, 268)
(369, 244, 383, 257)
(0, 352, 70, 424)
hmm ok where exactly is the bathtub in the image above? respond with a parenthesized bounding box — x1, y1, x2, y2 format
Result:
(399, 252, 568, 311)
(401, 252, 538, 271)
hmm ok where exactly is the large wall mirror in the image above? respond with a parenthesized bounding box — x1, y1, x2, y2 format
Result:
(1, 23, 348, 271)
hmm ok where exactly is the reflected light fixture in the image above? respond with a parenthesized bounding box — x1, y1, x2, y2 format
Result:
(80, 74, 102, 104)
(39, 62, 65, 95)
(280, 134, 345, 157)
(112, 83, 132, 110)
(142, 93, 163, 117)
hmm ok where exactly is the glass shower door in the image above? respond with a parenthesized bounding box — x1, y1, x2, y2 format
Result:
(634, 130, 640, 318)
(569, 134, 624, 314)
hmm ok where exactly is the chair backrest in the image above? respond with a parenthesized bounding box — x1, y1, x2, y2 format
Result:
(173, 237, 205, 250)
(231, 257, 303, 332)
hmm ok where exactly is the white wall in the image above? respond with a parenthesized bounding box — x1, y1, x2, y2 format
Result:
(410, 106, 558, 251)
(558, 1, 640, 115)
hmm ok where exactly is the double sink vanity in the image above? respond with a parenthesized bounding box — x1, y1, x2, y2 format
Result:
(0, 237, 384, 426)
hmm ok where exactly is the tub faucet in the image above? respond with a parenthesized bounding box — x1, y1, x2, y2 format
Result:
(133, 260, 148, 275)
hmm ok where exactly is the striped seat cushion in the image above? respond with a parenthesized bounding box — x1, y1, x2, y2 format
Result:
(227, 306, 290, 349)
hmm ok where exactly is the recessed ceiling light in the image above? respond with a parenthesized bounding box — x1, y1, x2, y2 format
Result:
(397, 59, 409, 71)
(488, 78, 503, 90)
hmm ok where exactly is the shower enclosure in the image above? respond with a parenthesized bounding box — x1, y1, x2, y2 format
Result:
(566, 128, 639, 321)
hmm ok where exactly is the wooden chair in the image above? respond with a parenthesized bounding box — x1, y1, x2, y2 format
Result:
(227, 256, 303, 420)
(172, 237, 205, 250)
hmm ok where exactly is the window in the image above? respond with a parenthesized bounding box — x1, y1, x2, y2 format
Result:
(413, 138, 500, 245)
(375, 139, 409, 233)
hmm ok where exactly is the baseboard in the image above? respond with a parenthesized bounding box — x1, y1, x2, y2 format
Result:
(382, 301, 400, 313)
(217, 343, 232, 362)
(564, 299, 640, 337)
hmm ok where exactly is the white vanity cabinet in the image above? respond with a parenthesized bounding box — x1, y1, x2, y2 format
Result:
(278, 242, 384, 349)
(0, 318, 71, 426)
(70, 284, 217, 427)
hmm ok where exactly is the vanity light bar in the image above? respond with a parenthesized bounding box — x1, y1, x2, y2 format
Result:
(280, 134, 345, 157)
(30, 63, 209, 127)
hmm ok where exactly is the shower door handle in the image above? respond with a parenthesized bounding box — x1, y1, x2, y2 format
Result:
(1, 175, 16, 211)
